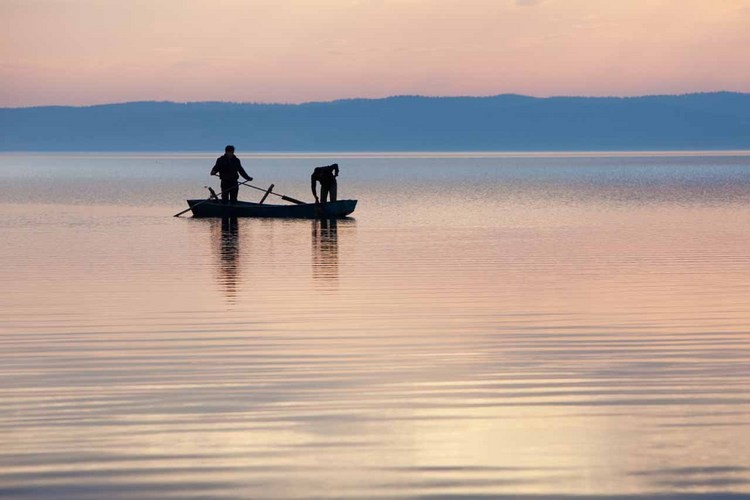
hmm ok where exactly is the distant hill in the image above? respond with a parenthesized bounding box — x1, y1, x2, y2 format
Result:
(1, 92, 749, 151)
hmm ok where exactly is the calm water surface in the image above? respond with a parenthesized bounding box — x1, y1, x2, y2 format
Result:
(1, 152, 750, 498)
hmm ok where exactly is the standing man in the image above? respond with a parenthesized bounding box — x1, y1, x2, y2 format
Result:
(210, 145, 253, 204)
(311, 163, 339, 204)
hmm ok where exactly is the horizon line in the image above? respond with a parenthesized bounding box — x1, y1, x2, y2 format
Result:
(2, 90, 747, 110)
(3, 150, 750, 159)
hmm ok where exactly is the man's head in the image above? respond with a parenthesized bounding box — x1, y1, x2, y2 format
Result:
(225, 145, 235, 155)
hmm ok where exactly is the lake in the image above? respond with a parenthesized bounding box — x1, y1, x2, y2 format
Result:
(1, 151, 750, 499)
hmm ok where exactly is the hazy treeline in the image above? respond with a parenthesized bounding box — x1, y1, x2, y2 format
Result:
(2, 92, 749, 151)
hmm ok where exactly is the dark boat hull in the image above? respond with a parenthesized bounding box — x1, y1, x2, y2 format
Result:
(186, 199, 357, 218)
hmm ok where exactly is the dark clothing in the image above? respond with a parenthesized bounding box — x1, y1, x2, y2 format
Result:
(211, 154, 251, 204)
(221, 179, 240, 204)
(311, 165, 338, 185)
(311, 164, 339, 203)
(320, 182, 337, 203)
(211, 154, 251, 181)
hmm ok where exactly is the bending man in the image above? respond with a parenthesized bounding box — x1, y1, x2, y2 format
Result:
(311, 163, 339, 204)
(210, 145, 253, 204)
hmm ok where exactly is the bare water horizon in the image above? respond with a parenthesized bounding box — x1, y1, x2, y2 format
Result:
(1, 151, 749, 498)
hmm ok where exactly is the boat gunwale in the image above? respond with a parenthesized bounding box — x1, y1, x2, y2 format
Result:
(185, 198, 357, 219)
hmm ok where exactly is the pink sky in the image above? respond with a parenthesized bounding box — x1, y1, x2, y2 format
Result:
(2, 0, 749, 107)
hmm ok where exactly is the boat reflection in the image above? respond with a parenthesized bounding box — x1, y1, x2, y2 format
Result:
(312, 218, 339, 282)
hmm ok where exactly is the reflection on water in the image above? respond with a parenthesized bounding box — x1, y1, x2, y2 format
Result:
(312, 218, 340, 282)
(215, 217, 240, 302)
(1, 153, 750, 498)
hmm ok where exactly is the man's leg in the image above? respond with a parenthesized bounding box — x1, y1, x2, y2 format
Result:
(329, 180, 337, 202)
(220, 180, 232, 204)
(320, 184, 330, 204)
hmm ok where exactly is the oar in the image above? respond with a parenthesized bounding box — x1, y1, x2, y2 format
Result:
(242, 183, 306, 205)
(173, 179, 252, 217)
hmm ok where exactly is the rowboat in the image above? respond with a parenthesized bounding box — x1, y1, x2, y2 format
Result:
(185, 199, 357, 218)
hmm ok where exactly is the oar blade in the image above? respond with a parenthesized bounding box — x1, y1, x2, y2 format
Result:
(281, 195, 306, 205)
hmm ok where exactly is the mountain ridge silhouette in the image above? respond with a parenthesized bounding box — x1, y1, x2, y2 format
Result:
(2, 92, 748, 151)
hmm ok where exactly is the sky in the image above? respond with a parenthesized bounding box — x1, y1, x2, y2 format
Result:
(2, 0, 750, 107)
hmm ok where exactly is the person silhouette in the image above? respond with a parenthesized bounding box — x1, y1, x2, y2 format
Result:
(311, 163, 339, 205)
(210, 145, 253, 204)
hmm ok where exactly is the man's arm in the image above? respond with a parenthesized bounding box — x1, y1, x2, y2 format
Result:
(311, 173, 319, 202)
(332, 163, 339, 177)
(210, 158, 220, 176)
(237, 161, 253, 182)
